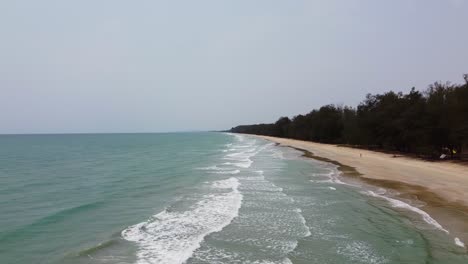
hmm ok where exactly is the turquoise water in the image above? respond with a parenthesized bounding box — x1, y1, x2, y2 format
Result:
(0, 133, 466, 263)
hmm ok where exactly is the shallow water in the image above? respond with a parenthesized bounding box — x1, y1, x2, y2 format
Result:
(0, 133, 466, 263)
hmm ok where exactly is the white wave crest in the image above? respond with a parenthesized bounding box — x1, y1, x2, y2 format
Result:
(455, 237, 465, 248)
(222, 147, 258, 169)
(197, 166, 225, 171)
(223, 160, 253, 168)
(364, 191, 449, 233)
(250, 258, 293, 264)
(337, 241, 387, 264)
(211, 177, 241, 189)
(121, 177, 242, 264)
(234, 134, 245, 142)
(294, 208, 311, 237)
(310, 169, 360, 188)
(212, 169, 241, 175)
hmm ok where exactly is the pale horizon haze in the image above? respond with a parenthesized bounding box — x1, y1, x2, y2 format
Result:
(1, 0, 467, 134)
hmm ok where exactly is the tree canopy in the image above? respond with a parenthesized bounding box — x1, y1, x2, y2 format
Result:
(230, 74, 468, 159)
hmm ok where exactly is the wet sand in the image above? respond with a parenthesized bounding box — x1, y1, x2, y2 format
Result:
(254, 135, 468, 249)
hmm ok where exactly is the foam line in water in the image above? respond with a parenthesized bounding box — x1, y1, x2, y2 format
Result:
(211, 177, 240, 189)
(250, 258, 293, 264)
(197, 165, 226, 171)
(198, 166, 241, 174)
(454, 237, 465, 248)
(234, 134, 245, 142)
(310, 169, 360, 188)
(294, 208, 311, 237)
(271, 149, 285, 159)
(337, 241, 387, 264)
(221, 143, 259, 169)
(121, 177, 242, 264)
(212, 169, 240, 175)
(226, 148, 257, 157)
(223, 160, 253, 168)
(365, 191, 449, 233)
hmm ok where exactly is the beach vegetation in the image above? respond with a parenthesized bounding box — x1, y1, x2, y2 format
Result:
(230, 74, 468, 159)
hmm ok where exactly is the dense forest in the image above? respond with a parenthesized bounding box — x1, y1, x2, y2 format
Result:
(230, 74, 468, 160)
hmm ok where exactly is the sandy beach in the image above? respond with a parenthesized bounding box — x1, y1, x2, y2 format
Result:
(255, 135, 468, 248)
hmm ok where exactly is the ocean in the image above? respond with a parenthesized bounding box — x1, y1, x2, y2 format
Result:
(0, 132, 466, 264)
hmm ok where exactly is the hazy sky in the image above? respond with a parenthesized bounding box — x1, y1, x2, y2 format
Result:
(1, 0, 467, 134)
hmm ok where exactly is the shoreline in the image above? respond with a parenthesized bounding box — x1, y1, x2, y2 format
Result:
(252, 135, 468, 250)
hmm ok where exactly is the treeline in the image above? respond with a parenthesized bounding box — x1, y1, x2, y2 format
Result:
(230, 74, 468, 159)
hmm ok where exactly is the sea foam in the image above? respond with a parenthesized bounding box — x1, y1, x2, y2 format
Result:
(121, 177, 242, 264)
(337, 241, 387, 264)
(213, 169, 241, 175)
(365, 191, 449, 233)
(454, 237, 465, 248)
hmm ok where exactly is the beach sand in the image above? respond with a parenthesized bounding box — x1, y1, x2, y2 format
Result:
(254, 135, 468, 248)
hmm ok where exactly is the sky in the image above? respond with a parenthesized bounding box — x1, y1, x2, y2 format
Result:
(0, 0, 467, 134)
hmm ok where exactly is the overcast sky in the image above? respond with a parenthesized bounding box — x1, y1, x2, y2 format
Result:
(1, 0, 467, 134)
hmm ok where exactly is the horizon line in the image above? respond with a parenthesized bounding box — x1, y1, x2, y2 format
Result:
(0, 130, 224, 136)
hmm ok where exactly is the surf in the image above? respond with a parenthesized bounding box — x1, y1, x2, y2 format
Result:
(121, 177, 243, 264)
